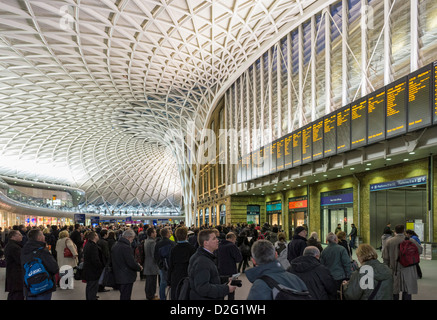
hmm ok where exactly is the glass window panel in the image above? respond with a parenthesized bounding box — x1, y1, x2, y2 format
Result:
(331, 1, 343, 110)
(419, 0, 437, 66)
(391, 0, 410, 79)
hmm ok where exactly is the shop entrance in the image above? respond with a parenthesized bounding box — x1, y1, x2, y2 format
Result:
(288, 196, 308, 240)
(370, 183, 427, 249)
(321, 188, 354, 243)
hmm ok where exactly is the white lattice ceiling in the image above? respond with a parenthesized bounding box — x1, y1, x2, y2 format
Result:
(0, 0, 315, 210)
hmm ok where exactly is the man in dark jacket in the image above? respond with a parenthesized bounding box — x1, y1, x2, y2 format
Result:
(168, 226, 196, 300)
(97, 229, 110, 292)
(82, 231, 104, 300)
(111, 228, 143, 300)
(21, 229, 59, 300)
(4, 230, 24, 300)
(217, 232, 242, 300)
(188, 229, 237, 300)
(154, 227, 175, 300)
(288, 246, 337, 300)
(287, 226, 308, 262)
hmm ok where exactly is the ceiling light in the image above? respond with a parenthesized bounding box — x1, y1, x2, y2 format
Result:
(367, 163, 372, 166)
(323, 175, 327, 177)
(365, 168, 370, 171)
(350, 168, 354, 170)
(337, 175, 341, 177)
(403, 159, 409, 161)
(409, 152, 415, 155)
(387, 158, 391, 161)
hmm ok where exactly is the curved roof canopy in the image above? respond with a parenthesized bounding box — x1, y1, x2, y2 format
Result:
(0, 0, 316, 211)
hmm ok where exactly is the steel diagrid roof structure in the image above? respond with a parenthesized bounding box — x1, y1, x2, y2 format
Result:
(0, 0, 317, 217)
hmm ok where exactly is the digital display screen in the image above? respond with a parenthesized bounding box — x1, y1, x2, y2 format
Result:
(276, 137, 285, 171)
(263, 144, 271, 176)
(324, 114, 336, 157)
(351, 98, 367, 149)
(270, 142, 277, 174)
(386, 77, 407, 138)
(293, 130, 302, 166)
(336, 105, 351, 153)
(367, 88, 386, 144)
(284, 133, 293, 169)
(408, 65, 432, 132)
(302, 125, 312, 164)
(312, 119, 324, 161)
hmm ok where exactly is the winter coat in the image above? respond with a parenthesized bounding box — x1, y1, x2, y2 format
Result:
(82, 240, 104, 281)
(97, 238, 110, 266)
(267, 232, 278, 244)
(188, 247, 229, 300)
(154, 237, 175, 270)
(236, 235, 251, 257)
(4, 240, 23, 293)
(275, 240, 290, 270)
(246, 260, 308, 300)
(287, 235, 307, 262)
(288, 255, 337, 300)
(111, 237, 141, 285)
(143, 238, 159, 275)
(21, 240, 59, 296)
(342, 258, 393, 300)
(167, 241, 196, 296)
(217, 240, 242, 276)
(381, 234, 393, 252)
(382, 234, 421, 294)
(55, 237, 78, 269)
(320, 242, 351, 281)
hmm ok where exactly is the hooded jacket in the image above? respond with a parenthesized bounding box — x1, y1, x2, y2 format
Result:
(246, 260, 308, 300)
(342, 259, 393, 300)
(288, 255, 337, 300)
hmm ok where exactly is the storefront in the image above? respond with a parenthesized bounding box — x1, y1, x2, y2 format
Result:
(247, 205, 260, 225)
(266, 200, 282, 227)
(369, 175, 427, 248)
(288, 196, 308, 239)
(321, 188, 354, 242)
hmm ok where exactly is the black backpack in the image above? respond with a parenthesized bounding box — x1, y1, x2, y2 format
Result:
(175, 276, 191, 300)
(260, 275, 313, 300)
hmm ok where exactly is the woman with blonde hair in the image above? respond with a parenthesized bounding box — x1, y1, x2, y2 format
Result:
(56, 230, 79, 270)
(341, 244, 393, 300)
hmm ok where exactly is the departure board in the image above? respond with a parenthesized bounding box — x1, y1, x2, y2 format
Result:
(367, 88, 386, 144)
(284, 133, 293, 169)
(408, 64, 432, 132)
(324, 114, 336, 157)
(276, 137, 285, 171)
(336, 105, 351, 153)
(351, 98, 367, 149)
(293, 130, 302, 166)
(270, 141, 277, 173)
(435, 62, 437, 124)
(263, 144, 271, 176)
(302, 125, 312, 164)
(386, 77, 407, 138)
(312, 119, 324, 161)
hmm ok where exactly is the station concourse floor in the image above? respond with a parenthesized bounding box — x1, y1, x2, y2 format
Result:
(1, 249, 437, 301)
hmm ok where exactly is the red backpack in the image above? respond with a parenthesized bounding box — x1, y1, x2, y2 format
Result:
(398, 239, 420, 267)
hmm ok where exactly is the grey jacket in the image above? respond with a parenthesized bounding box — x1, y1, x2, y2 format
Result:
(143, 238, 159, 275)
(111, 237, 141, 284)
(320, 242, 351, 281)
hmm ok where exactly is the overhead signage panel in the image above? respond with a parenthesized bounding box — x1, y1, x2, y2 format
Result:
(386, 77, 407, 138)
(368, 88, 386, 144)
(408, 64, 432, 132)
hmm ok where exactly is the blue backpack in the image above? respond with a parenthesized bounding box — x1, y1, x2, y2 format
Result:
(23, 248, 54, 296)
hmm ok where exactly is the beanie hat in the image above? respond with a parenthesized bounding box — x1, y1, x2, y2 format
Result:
(294, 226, 306, 235)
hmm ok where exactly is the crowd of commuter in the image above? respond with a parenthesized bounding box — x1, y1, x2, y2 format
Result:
(0, 220, 423, 300)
